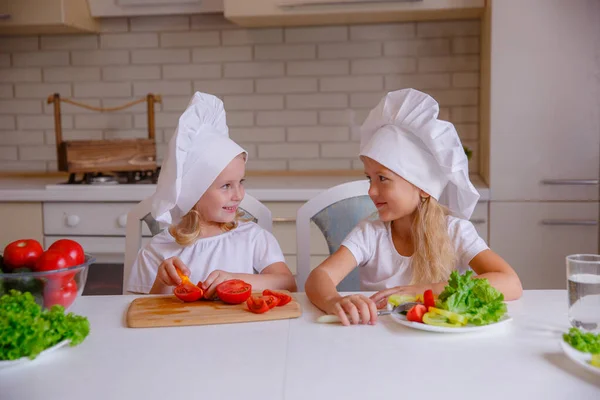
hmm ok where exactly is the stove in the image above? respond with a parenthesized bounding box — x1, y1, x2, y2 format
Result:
(62, 168, 161, 185)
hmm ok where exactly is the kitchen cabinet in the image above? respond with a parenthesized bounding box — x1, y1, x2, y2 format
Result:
(0, 0, 99, 35)
(489, 0, 600, 202)
(88, 0, 224, 17)
(224, 0, 484, 28)
(490, 202, 598, 290)
(487, 0, 600, 291)
(0, 203, 44, 250)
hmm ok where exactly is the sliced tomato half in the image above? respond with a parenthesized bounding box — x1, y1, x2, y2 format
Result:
(173, 282, 203, 302)
(216, 279, 252, 304)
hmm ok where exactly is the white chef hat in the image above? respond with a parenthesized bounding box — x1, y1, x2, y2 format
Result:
(359, 89, 479, 220)
(151, 92, 247, 227)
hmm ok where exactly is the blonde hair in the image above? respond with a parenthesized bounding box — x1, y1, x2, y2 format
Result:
(409, 196, 456, 285)
(169, 208, 245, 246)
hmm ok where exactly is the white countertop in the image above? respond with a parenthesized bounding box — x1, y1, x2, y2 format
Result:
(0, 175, 490, 202)
(1, 291, 598, 400)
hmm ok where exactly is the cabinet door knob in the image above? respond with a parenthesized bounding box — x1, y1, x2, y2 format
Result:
(65, 214, 80, 227)
(118, 214, 128, 228)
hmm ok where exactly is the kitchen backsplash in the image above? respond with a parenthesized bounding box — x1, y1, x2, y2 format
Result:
(0, 15, 480, 173)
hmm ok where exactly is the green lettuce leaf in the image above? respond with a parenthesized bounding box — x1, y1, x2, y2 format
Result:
(563, 327, 600, 354)
(0, 290, 90, 360)
(436, 271, 507, 325)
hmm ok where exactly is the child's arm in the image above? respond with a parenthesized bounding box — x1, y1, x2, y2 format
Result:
(467, 249, 523, 300)
(305, 246, 378, 326)
(370, 249, 523, 304)
(201, 262, 297, 299)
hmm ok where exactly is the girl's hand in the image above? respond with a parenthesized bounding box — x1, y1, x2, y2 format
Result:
(201, 270, 235, 299)
(325, 294, 378, 326)
(369, 285, 426, 308)
(156, 256, 191, 287)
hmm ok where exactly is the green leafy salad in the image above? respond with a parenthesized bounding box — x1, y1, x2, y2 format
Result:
(0, 290, 90, 361)
(436, 270, 508, 326)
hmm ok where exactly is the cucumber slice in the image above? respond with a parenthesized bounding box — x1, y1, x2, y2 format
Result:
(428, 307, 468, 325)
(422, 312, 463, 328)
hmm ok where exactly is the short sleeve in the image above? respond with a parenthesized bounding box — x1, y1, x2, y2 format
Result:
(340, 219, 374, 267)
(252, 227, 286, 273)
(126, 245, 162, 294)
(448, 217, 489, 267)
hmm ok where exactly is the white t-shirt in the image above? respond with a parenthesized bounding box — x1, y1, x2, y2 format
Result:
(126, 221, 286, 294)
(342, 216, 489, 291)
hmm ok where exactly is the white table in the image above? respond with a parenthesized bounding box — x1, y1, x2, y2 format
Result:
(1, 291, 599, 400)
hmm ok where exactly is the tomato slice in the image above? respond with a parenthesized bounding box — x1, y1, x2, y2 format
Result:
(423, 289, 436, 309)
(216, 279, 252, 304)
(262, 290, 292, 306)
(261, 295, 279, 309)
(246, 296, 270, 314)
(406, 304, 427, 323)
(173, 282, 203, 302)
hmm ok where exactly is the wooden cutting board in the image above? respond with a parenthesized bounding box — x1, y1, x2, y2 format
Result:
(126, 291, 302, 328)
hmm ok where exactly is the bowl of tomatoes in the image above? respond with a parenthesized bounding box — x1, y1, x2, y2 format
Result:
(0, 238, 95, 311)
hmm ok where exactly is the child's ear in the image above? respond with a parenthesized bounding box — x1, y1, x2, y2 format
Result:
(419, 190, 430, 199)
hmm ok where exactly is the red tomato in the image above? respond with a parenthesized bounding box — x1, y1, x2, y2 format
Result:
(216, 279, 252, 304)
(262, 290, 292, 306)
(35, 250, 70, 272)
(406, 304, 427, 323)
(262, 295, 279, 309)
(246, 296, 270, 314)
(423, 289, 435, 309)
(43, 279, 78, 309)
(3, 239, 43, 270)
(173, 282, 203, 302)
(48, 239, 85, 266)
(63, 278, 78, 292)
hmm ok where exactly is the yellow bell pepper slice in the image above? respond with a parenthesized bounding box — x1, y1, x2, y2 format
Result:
(591, 354, 600, 368)
(388, 294, 417, 307)
(176, 268, 190, 283)
(428, 307, 468, 325)
(422, 312, 464, 328)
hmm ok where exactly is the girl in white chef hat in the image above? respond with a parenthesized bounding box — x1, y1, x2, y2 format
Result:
(306, 89, 522, 326)
(126, 92, 296, 296)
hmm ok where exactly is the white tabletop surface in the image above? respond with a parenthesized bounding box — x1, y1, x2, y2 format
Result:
(1, 291, 597, 400)
(0, 175, 490, 202)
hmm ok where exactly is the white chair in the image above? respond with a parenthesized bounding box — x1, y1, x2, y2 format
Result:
(296, 180, 377, 292)
(123, 194, 273, 294)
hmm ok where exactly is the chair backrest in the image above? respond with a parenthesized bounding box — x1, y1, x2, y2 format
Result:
(296, 180, 377, 292)
(123, 194, 272, 294)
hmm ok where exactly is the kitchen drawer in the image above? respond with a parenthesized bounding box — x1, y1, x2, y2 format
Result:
(490, 201, 599, 289)
(44, 235, 151, 264)
(43, 202, 151, 236)
(0, 202, 43, 249)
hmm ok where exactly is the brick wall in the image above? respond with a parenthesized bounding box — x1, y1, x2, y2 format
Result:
(0, 15, 480, 173)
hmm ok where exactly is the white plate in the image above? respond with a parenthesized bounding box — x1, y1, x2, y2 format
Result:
(0, 339, 70, 370)
(390, 313, 513, 333)
(560, 340, 600, 375)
